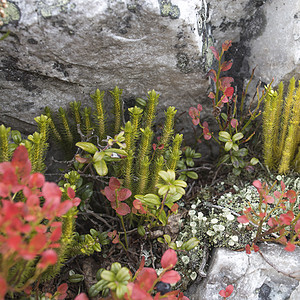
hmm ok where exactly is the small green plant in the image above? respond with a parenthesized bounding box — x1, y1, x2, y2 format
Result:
(262, 78, 300, 173)
(189, 41, 267, 175)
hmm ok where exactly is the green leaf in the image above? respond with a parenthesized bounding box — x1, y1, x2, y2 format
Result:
(219, 131, 231, 142)
(232, 132, 244, 142)
(186, 157, 194, 167)
(194, 153, 202, 158)
(158, 185, 169, 196)
(158, 210, 167, 226)
(93, 243, 102, 252)
(164, 234, 171, 244)
(116, 284, 128, 299)
(11, 130, 22, 144)
(69, 273, 85, 283)
(218, 154, 230, 165)
(181, 237, 200, 251)
(224, 141, 233, 151)
(221, 113, 228, 122)
(231, 155, 239, 168)
(237, 148, 248, 157)
(250, 157, 259, 165)
(232, 143, 239, 151)
(94, 160, 108, 176)
(186, 171, 198, 179)
(111, 262, 122, 274)
(89, 280, 107, 297)
(232, 167, 241, 176)
(76, 142, 98, 154)
(105, 148, 128, 156)
(137, 194, 161, 207)
(174, 180, 187, 187)
(93, 151, 105, 162)
(116, 268, 131, 282)
(158, 237, 164, 243)
(137, 225, 146, 237)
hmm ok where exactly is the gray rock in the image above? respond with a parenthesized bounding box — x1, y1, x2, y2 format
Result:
(0, 0, 299, 142)
(186, 243, 300, 300)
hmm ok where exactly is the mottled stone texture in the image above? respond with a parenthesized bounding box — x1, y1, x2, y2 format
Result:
(1, 0, 299, 136)
(186, 243, 300, 300)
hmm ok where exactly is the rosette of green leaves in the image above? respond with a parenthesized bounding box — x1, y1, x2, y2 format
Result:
(158, 234, 200, 251)
(76, 134, 127, 176)
(89, 263, 131, 298)
(177, 147, 201, 180)
(218, 131, 258, 175)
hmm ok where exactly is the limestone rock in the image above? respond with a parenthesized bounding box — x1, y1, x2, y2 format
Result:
(0, 0, 299, 140)
(186, 243, 300, 300)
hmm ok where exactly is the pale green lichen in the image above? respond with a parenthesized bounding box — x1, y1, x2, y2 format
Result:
(158, 0, 180, 19)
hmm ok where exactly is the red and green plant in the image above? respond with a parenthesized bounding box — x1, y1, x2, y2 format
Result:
(189, 40, 271, 175)
(237, 179, 300, 252)
(88, 248, 189, 300)
(0, 145, 80, 299)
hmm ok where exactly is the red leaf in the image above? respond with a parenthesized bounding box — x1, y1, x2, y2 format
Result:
(38, 249, 57, 269)
(131, 283, 153, 300)
(136, 268, 157, 291)
(219, 77, 234, 90)
(74, 293, 89, 300)
(230, 119, 238, 128)
(279, 211, 294, 225)
(11, 145, 31, 180)
(161, 249, 177, 269)
(253, 180, 262, 190)
(57, 200, 73, 216)
(207, 69, 217, 82)
(104, 186, 116, 202)
(0, 276, 7, 300)
(245, 244, 251, 254)
(42, 182, 62, 209)
(50, 226, 62, 242)
(267, 217, 278, 227)
(171, 203, 178, 213)
(109, 177, 121, 191)
(28, 173, 45, 189)
(286, 190, 297, 203)
(7, 235, 22, 251)
(116, 202, 131, 216)
(224, 86, 234, 97)
(285, 242, 296, 252)
(253, 244, 260, 252)
(117, 188, 132, 201)
(237, 215, 249, 224)
(222, 40, 232, 52)
(161, 270, 181, 284)
(75, 155, 90, 164)
(209, 46, 219, 61)
(208, 92, 215, 99)
(57, 283, 68, 294)
(221, 60, 233, 72)
(67, 187, 75, 199)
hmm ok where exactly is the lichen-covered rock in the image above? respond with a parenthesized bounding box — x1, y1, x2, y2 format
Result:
(186, 243, 300, 300)
(0, 0, 299, 140)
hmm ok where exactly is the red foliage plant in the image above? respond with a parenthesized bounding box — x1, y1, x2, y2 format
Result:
(0, 145, 80, 298)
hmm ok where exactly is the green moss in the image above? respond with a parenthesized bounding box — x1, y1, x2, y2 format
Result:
(159, 0, 180, 19)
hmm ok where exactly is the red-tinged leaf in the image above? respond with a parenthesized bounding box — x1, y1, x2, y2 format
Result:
(219, 290, 226, 297)
(237, 215, 249, 224)
(131, 284, 153, 300)
(104, 186, 116, 202)
(286, 190, 297, 203)
(207, 69, 217, 82)
(57, 283, 68, 294)
(274, 191, 282, 199)
(117, 188, 132, 201)
(75, 154, 90, 164)
(7, 235, 22, 251)
(0, 276, 7, 299)
(67, 187, 75, 199)
(42, 182, 62, 207)
(225, 285, 234, 296)
(189, 107, 199, 119)
(221, 95, 229, 103)
(136, 268, 157, 291)
(221, 60, 233, 72)
(219, 77, 234, 89)
(133, 199, 143, 210)
(281, 180, 286, 191)
(259, 212, 266, 219)
(231, 118, 238, 128)
(208, 92, 215, 100)
(253, 244, 260, 252)
(222, 40, 232, 52)
(209, 46, 219, 61)
(153, 143, 157, 151)
(0, 182, 10, 198)
(265, 195, 274, 204)
(268, 217, 278, 227)
(224, 86, 234, 97)
(57, 200, 73, 216)
(245, 244, 251, 254)
(203, 121, 209, 128)
(109, 177, 121, 191)
(278, 236, 287, 245)
(136, 256, 146, 276)
(11, 145, 31, 180)
(171, 203, 178, 213)
(38, 249, 57, 269)
(285, 242, 296, 252)
(74, 293, 89, 300)
(29, 173, 45, 189)
(203, 127, 211, 140)
(72, 197, 81, 207)
(279, 210, 294, 225)
(253, 180, 262, 190)
(161, 249, 177, 269)
(50, 226, 62, 242)
(116, 202, 131, 216)
(161, 270, 181, 284)
(197, 104, 203, 112)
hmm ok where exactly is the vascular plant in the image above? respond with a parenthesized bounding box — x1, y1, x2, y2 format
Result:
(219, 285, 234, 299)
(88, 248, 189, 300)
(190, 40, 269, 175)
(237, 179, 300, 252)
(0, 145, 80, 299)
(262, 78, 300, 173)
